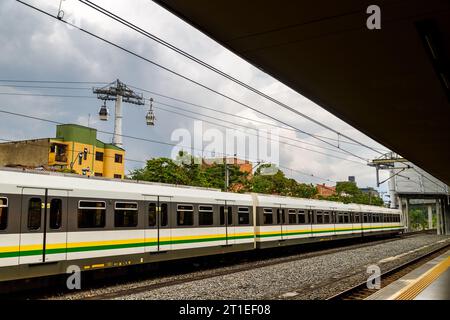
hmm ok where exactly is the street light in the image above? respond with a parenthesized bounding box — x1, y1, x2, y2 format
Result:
(98, 101, 109, 121)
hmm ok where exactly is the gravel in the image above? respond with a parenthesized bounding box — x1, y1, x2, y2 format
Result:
(48, 234, 450, 300)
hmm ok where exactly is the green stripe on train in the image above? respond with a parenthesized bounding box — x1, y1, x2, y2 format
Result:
(0, 227, 401, 258)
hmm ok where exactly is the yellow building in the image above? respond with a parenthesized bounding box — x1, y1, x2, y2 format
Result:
(0, 124, 125, 179)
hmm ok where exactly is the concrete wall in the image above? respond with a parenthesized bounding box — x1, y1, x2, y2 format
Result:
(0, 139, 50, 168)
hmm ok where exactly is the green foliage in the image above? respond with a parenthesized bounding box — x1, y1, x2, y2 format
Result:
(130, 151, 248, 190)
(129, 155, 383, 206)
(409, 208, 428, 231)
(336, 181, 360, 196)
(247, 164, 317, 198)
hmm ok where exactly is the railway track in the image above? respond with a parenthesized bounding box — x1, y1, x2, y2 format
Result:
(326, 242, 450, 300)
(73, 231, 432, 300)
(1, 231, 433, 300)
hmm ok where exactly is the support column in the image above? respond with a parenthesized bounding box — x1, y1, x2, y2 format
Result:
(406, 198, 410, 232)
(445, 197, 450, 235)
(428, 205, 433, 230)
(436, 199, 441, 235)
(113, 95, 123, 148)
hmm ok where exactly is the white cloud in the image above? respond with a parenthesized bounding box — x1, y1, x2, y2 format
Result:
(0, 0, 391, 194)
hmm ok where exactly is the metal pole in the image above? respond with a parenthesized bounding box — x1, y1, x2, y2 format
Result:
(388, 168, 397, 208)
(436, 199, 441, 235)
(113, 94, 123, 148)
(405, 198, 410, 232)
(224, 158, 229, 191)
(428, 205, 433, 230)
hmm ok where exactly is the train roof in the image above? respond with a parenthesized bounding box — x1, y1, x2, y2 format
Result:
(0, 168, 401, 213)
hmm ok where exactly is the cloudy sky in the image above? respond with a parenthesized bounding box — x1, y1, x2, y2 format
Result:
(0, 0, 392, 195)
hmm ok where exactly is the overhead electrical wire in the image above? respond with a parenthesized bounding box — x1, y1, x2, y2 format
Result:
(0, 80, 388, 152)
(15, 0, 372, 163)
(0, 108, 336, 183)
(77, 0, 385, 157)
(0, 90, 364, 165)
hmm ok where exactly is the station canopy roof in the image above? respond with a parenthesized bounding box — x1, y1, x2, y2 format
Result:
(155, 0, 450, 185)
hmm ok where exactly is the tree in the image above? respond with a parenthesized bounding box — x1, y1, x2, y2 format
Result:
(250, 164, 317, 198)
(409, 208, 428, 231)
(130, 157, 189, 185)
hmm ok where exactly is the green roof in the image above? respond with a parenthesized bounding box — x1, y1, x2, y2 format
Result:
(55, 124, 124, 151)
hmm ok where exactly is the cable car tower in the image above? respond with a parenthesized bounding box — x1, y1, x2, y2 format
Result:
(93, 79, 155, 148)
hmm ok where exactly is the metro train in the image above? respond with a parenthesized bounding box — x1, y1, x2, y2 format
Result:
(0, 168, 405, 282)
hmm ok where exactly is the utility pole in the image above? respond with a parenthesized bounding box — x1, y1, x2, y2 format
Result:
(224, 156, 229, 191)
(93, 79, 151, 148)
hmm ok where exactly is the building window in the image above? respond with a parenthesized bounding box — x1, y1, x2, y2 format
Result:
(198, 205, 213, 226)
(114, 174, 122, 179)
(115, 202, 138, 228)
(78, 201, 106, 228)
(0, 197, 8, 230)
(94, 173, 103, 177)
(115, 154, 123, 163)
(95, 152, 104, 162)
(49, 199, 62, 230)
(238, 207, 250, 225)
(263, 208, 273, 225)
(177, 204, 193, 226)
(28, 198, 42, 230)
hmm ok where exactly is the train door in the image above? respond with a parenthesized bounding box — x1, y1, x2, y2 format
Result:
(277, 205, 286, 240)
(144, 195, 171, 253)
(219, 201, 234, 246)
(19, 188, 68, 264)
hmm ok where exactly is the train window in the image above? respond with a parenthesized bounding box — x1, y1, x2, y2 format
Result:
(263, 208, 273, 225)
(220, 206, 233, 225)
(277, 209, 285, 224)
(288, 209, 297, 224)
(149, 203, 156, 227)
(238, 207, 250, 225)
(199, 205, 214, 226)
(28, 198, 42, 230)
(336, 212, 342, 224)
(49, 199, 62, 229)
(177, 204, 193, 226)
(354, 213, 360, 223)
(323, 212, 331, 224)
(315, 211, 323, 224)
(363, 213, 368, 223)
(78, 201, 106, 228)
(298, 210, 306, 224)
(0, 197, 8, 230)
(345, 212, 351, 223)
(115, 202, 138, 228)
(160, 203, 168, 227)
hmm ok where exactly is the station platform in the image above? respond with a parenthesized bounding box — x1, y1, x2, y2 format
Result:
(366, 249, 450, 300)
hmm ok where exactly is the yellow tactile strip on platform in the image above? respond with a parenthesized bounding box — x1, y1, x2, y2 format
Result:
(394, 255, 450, 300)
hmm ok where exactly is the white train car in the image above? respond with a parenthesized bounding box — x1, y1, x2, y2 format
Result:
(0, 168, 404, 282)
